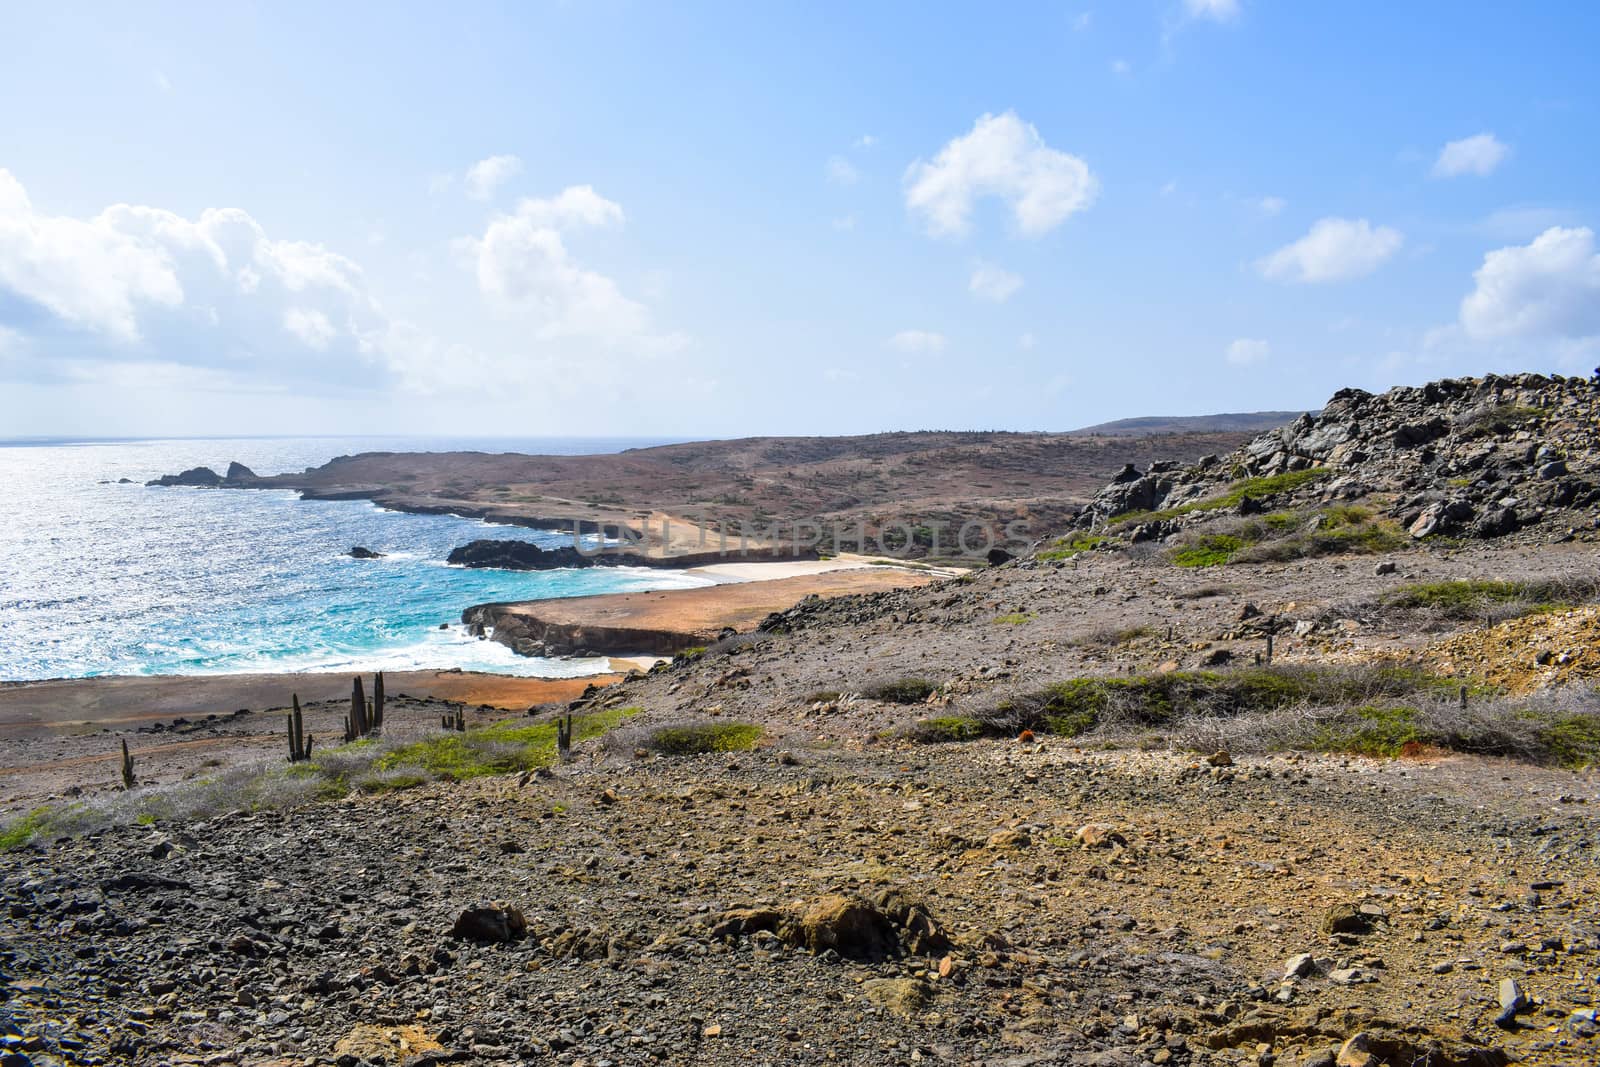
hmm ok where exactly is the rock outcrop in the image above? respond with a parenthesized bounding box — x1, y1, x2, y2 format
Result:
(447, 540, 598, 570)
(146, 466, 224, 487)
(1076, 372, 1600, 542)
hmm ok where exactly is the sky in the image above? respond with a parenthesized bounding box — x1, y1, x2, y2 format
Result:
(1, 1, 1598, 439)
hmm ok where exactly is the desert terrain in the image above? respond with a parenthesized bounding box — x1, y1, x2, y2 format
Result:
(4, 377, 1599, 1066)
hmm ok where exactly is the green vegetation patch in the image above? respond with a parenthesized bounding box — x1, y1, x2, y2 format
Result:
(377, 706, 640, 780)
(1113, 469, 1331, 525)
(0, 807, 51, 851)
(1168, 505, 1404, 567)
(1312, 705, 1424, 757)
(1172, 535, 1245, 568)
(907, 716, 987, 743)
(644, 722, 763, 755)
(993, 612, 1036, 625)
(1540, 713, 1600, 769)
(865, 677, 940, 704)
(1037, 533, 1106, 562)
(1383, 579, 1582, 619)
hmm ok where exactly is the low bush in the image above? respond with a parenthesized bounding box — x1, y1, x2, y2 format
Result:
(1168, 506, 1404, 567)
(864, 677, 940, 704)
(0, 706, 642, 849)
(642, 722, 763, 754)
(1112, 469, 1331, 526)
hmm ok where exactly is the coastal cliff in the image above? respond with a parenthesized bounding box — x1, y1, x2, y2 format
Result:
(462, 567, 941, 658)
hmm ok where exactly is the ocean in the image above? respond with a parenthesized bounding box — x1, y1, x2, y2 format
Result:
(0, 435, 712, 681)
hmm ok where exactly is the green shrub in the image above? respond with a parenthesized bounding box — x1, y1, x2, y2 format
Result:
(1037, 533, 1106, 561)
(1312, 705, 1424, 757)
(377, 706, 640, 780)
(645, 722, 763, 754)
(804, 690, 842, 705)
(865, 678, 939, 704)
(1172, 535, 1244, 567)
(1113, 469, 1331, 525)
(908, 716, 987, 743)
(1540, 713, 1600, 768)
(993, 612, 1035, 625)
(0, 807, 50, 851)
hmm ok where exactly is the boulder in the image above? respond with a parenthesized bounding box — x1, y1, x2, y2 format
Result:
(449, 902, 527, 942)
(348, 546, 384, 559)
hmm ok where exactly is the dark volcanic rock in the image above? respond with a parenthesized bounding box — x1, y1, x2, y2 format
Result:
(146, 466, 223, 487)
(348, 546, 384, 559)
(224, 461, 258, 482)
(447, 539, 597, 570)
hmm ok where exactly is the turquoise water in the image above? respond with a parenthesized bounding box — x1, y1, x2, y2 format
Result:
(0, 436, 712, 680)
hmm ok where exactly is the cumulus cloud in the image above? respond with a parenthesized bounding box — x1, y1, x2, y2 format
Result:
(464, 154, 523, 200)
(0, 168, 395, 386)
(462, 186, 680, 351)
(825, 156, 859, 186)
(969, 261, 1023, 302)
(1225, 338, 1270, 365)
(886, 329, 946, 353)
(1432, 133, 1509, 179)
(1257, 217, 1403, 283)
(1185, 0, 1240, 21)
(1459, 226, 1600, 340)
(905, 111, 1098, 238)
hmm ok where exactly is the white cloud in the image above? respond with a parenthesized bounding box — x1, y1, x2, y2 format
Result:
(0, 167, 440, 390)
(887, 329, 946, 353)
(1257, 196, 1286, 216)
(464, 154, 523, 201)
(1225, 338, 1270, 365)
(463, 186, 680, 351)
(1073, 11, 1092, 31)
(854, 135, 877, 149)
(1459, 226, 1600, 341)
(1111, 58, 1131, 76)
(283, 307, 337, 349)
(904, 111, 1098, 238)
(1160, 179, 1178, 197)
(969, 261, 1023, 302)
(1018, 331, 1037, 350)
(154, 71, 172, 93)
(825, 156, 859, 186)
(831, 214, 858, 231)
(0, 170, 183, 341)
(1257, 217, 1403, 283)
(513, 185, 625, 229)
(1185, 0, 1240, 21)
(1432, 133, 1509, 179)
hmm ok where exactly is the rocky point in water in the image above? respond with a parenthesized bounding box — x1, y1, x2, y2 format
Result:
(347, 546, 384, 559)
(446, 539, 601, 570)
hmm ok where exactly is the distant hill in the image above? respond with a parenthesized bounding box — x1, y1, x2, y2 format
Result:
(1071, 411, 1309, 436)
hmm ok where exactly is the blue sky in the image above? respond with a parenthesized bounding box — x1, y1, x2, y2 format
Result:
(2, 1, 1597, 438)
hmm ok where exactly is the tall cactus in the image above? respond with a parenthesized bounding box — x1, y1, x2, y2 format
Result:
(556, 713, 573, 763)
(120, 739, 136, 789)
(288, 694, 307, 762)
(351, 676, 367, 738)
(373, 672, 385, 730)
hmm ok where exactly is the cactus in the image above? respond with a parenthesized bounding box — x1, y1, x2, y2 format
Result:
(120, 739, 136, 789)
(304, 735, 314, 759)
(351, 676, 367, 738)
(288, 694, 308, 762)
(373, 672, 385, 729)
(556, 713, 573, 763)
(440, 706, 466, 732)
